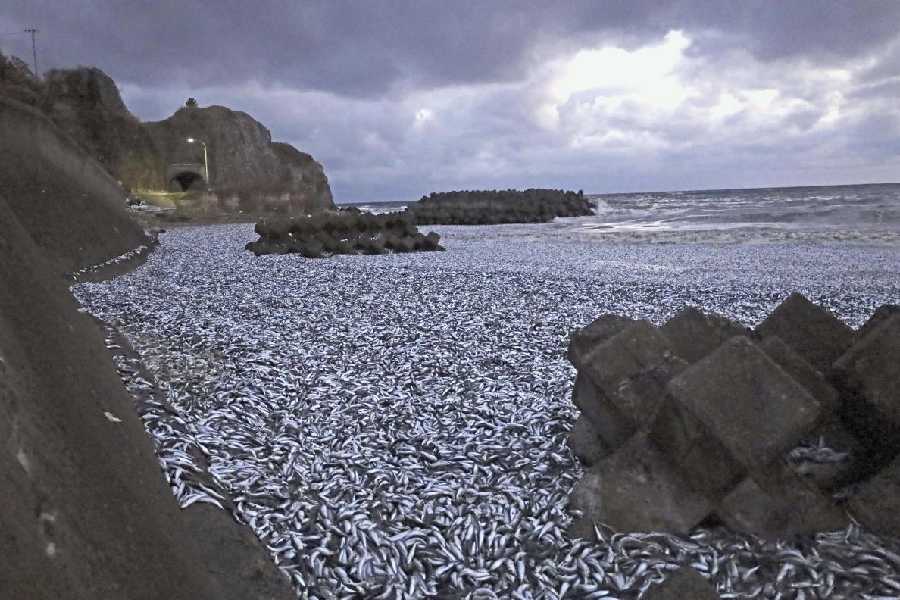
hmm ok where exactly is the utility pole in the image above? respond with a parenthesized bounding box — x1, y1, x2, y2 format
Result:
(23, 28, 38, 78)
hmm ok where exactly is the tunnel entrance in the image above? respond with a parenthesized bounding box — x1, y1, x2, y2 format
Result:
(165, 163, 207, 192)
(172, 171, 204, 191)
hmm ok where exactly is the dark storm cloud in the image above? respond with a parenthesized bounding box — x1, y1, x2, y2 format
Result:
(2, 1, 899, 201)
(2, 0, 545, 96)
(3, 1, 900, 96)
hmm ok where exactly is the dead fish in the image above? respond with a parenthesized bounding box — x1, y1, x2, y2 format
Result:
(74, 223, 900, 599)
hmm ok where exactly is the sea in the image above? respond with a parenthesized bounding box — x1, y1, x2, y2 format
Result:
(341, 183, 900, 244)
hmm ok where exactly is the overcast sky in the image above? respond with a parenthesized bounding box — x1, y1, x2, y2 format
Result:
(3, 1, 900, 202)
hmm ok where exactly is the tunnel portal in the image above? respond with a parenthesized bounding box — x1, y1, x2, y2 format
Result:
(166, 163, 207, 192)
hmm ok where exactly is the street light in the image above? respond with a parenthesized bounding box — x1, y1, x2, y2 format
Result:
(186, 138, 210, 188)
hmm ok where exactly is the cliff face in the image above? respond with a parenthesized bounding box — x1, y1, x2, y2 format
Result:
(42, 68, 162, 191)
(1, 53, 334, 214)
(0, 53, 43, 107)
(144, 105, 334, 213)
(271, 141, 335, 212)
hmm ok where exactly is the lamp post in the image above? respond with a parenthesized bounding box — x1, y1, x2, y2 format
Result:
(186, 138, 210, 188)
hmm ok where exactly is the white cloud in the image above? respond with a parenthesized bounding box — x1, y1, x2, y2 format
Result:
(548, 30, 692, 102)
(117, 27, 900, 202)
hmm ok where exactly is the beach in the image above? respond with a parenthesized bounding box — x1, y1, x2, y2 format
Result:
(74, 217, 900, 598)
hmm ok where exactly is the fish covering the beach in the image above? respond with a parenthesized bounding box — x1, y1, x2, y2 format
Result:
(75, 213, 900, 599)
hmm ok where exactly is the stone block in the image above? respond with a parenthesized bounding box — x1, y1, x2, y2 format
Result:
(566, 415, 610, 466)
(611, 357, 689, 429)
(760, 336, 840, 414)
(567, 434, 712, 537)
(650, 337, 821, 497)
(755, 292, 854, 375)
(644, 567, 719, 600)
(650, 396, 744, 498)
(669, 336, 821, 469)
(571, 372, 634, 451)
(857, 304, 900, 341)
(576, 321, 686, 446)
(848, 454, 900, 537)
(661, 306, 749, 364)
(718, 460, 848, 540)
(567, 314, 637, 369)
(833, 314, 900, 474)
(835, 314, 900, 428)
(581, 321, 676, 389)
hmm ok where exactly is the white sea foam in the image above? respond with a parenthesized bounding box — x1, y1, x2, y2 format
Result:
(588, 183, 900, 242)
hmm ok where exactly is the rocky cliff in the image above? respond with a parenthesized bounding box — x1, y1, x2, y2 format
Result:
(1, 52, 334, 214)
(144, 104, 334, 213)
(42, 67, 162, 191)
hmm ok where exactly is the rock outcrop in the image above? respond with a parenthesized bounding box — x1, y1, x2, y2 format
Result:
(1, 52, 334, 215)
(42, 67, 162, 191)
(144, 105, 333, 213)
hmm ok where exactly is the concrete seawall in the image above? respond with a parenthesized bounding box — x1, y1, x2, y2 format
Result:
(0, 97, 147, 271)
(0, 96, 292, 599)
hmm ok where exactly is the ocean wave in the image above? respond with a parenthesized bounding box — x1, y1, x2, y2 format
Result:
(589, 183, 900, 234)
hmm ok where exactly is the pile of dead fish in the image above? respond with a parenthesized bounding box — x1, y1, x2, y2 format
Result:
(69, 237, 155, 281)
(567, 296, 900, 545)
(73, 224, 900, 599)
